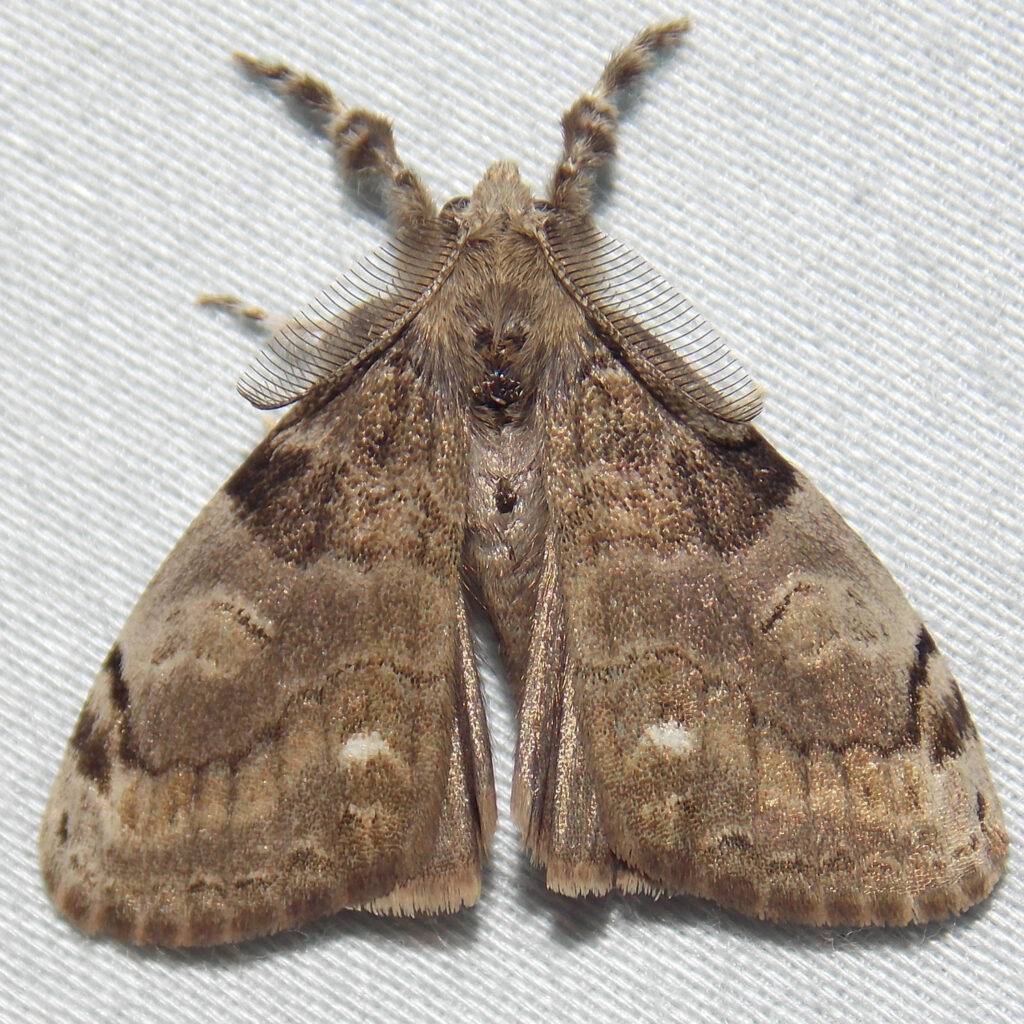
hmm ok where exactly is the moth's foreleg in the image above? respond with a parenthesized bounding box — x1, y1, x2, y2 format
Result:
(234, 54, 434, 228)
(196, 293, 269, 324)
(196, 293, 296, 345)
(548, 19, 689, 215)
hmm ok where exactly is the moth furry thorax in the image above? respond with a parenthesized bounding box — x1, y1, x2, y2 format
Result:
(40, 20, 1007, 947)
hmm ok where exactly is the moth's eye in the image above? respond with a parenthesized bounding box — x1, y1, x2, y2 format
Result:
(442, 196, 471, 215)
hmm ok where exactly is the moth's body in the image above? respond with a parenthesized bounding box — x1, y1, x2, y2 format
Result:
(451, 166, 564, 691)
(40, 22, 1006, 947)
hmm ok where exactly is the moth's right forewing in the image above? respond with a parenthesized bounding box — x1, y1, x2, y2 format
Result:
(527, 335, 1006, 926)
(40, 340, 491, 945)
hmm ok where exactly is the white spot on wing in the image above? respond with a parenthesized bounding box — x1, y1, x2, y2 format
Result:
(643, 720, 696, 756)
(339, 731, 393, 764)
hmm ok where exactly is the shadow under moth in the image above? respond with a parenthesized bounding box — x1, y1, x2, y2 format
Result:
(40, 19, 1008, 946)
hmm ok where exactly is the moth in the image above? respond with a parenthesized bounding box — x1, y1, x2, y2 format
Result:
(40, 20, 1007, 946)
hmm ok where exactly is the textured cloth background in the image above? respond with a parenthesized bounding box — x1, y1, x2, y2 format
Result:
(2, 1, 1021, 1021)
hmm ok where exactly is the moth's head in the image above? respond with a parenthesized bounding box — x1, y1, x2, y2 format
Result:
(441, 160, 548, 239)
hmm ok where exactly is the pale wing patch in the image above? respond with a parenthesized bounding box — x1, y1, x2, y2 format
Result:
(643, 720, 697, 756)
(547, 219, 763, 423)
(238, 225, 453, 409)
(338, 730, 394, 764)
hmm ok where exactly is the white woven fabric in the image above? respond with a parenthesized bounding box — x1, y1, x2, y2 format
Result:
(2, 1, 1020, 1022)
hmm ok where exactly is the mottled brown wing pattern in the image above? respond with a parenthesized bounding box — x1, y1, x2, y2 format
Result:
(40, 342, 495, 946)
(517, 336, 1007, 926)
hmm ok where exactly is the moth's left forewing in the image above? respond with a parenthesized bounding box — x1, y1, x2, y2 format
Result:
(40, 338, 494, 945)
(521, 218, 1008, 925)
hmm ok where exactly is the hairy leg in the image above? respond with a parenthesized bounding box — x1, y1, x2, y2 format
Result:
(235, 54, 434, 227)
(197, 293, 268, 323)
(548, 19, 689, 215)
